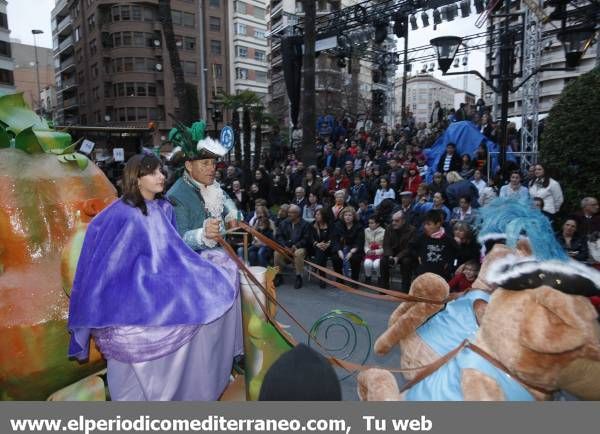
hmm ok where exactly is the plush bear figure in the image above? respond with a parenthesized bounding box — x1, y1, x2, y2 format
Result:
(358, 261, 600, 401)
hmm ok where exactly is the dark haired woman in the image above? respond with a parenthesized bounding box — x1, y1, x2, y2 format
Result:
(310, 208, 334, 288)
(528, 163, 564, 216)
(68, 154, 242, 401)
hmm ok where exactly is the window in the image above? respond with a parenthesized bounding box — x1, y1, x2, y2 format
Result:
(123, 32, 132, 46)
(183, 12, 194, 27)
(131, 6, 142, 21)
(123, 57, 133, 71)
(113, 33, 121, 47)
(184, 37, 195, 50)
(133, 32, 145, 47)
(144, 7, 154, 21)
(137, 107, 148, 121)
(254, 50, 265, 61)
(236, 68, 248, 80)
(171, 10, 182, 25)
(253, 7, 266, 19)
(254, 30, 265, 39)
(91, 63, 98, 78)
(74, 27, 80, 42)
(236, 46, 247, 58)
(104, 83, 111, 98)
(209, 16, 220, 32)
(126, 82, 135, 96)
(210, 40, 221, 55)
(213, 64, 223, 78)
(0, 41, 11, 58)
(148, 83, 157, 97)
(209, 0, 220, 7)
(111, 6, 120, 21)
(235, 23, 246, 35)
(134, 58, 146, 72)
(235, 1, 247, 14)
(92, 87, 99, 101)
(127, 107, 136, 122)
(89, 39, 97, 55)
(118, 108, 126, 122)
(120, 5, 130, 20)
(255, 70, 268, 83)
(0, 12, 8, 30)
(183, 61, 197, 75)
(137, 83, 147, 97)
(0, 68, 14, 85)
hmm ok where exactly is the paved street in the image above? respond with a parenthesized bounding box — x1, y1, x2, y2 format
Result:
(274, 274, 406, 401)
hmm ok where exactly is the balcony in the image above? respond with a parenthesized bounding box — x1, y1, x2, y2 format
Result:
(57, 77, 78, 93)
(53, 0, 68, 16)
(55, 15, 72, 37)
(57, 56, 75, 73)
(63, 96, 78, 110)
(55, 35, 74, 55)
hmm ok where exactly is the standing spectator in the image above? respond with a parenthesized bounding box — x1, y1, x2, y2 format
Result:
(471, 169, 487, 196)
(380, 210, 417, 292)
(528, 164, 564, 216)
(386, 158, 404, 190)
(310, 208, 334, 288)
(274, 205, 310, 289)
(343, 160, 355, 180)
(411, 210, 457, 281)
(473, 143, 488, 174)
(302, 192, 323, 223)
(356, 199, 375, 227)
(363, 217, 386, 284)
(499, 171, 529, 201)
(290, 161, 306, 192)
(230, 180, 248, 214)
(331, 190, 347, 219)
(322, 144, 337, 169)
(303, 166, 323, 198)
(445, 171, 479, 209)
(572, 197, 600, 238)
(270, 172, 288, 206)
(430, 100, 444, 127)
(373, 177, 396, 208)
(450, 196, 478, 228)
(332, 207, 364, 282)
(254, 169, 271, 201)
(293, 186, 307, 212)
(436, 143, 462, 175)
(557, 219, 589, 262)
(455, 103, 467, 121)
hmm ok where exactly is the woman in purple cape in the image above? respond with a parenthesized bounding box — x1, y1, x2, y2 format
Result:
(67, 154, 243, 400)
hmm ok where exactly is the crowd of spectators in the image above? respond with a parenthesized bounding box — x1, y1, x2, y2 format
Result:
(105, 100, 596, 294)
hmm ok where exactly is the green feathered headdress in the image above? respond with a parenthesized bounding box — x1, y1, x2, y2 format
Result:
(168, 117, 228, 163)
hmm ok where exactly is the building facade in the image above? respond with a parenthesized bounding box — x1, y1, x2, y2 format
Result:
(395, 73, 459, 124)
(228, 0, 269, 102)
(12, 42, 54, 112)
(50, 0, 230, 132)
(0, 0, 15, 93)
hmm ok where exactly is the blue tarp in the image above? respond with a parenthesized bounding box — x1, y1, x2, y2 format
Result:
(423, 121, 515, 183)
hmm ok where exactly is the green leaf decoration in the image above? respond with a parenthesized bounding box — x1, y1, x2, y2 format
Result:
(0, 126, 10, 148)
(31, 129, 73, 153)
(0, 92, 49, 135)
(14, 126, 44, 154)
(190, 120, 206, 142)
(57, 152, 89, 170)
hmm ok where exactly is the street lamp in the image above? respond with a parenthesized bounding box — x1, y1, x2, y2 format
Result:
(31, 29, 43, 115)
(430, 36, 463, 73)
(557, 26, 595, 68)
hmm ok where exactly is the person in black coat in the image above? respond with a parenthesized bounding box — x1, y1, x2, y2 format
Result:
(436, 143, 462, 175)
(274, 204, 311, 288)
(331, 207, 365, 282)
(557, 218, 589, 262)
(310, 208, 334, 288)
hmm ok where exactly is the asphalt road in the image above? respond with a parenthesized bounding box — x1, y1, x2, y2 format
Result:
(274, 274, 407, 401)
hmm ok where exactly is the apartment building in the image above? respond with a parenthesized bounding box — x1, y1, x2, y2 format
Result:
(394, 73, 459, 124)
(0, 0, 15, 93)
(12, 42, 54, 112)
(50, 0, 230, 132)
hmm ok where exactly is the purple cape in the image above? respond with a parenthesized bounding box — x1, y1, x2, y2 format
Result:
(67, 198, 239, 360)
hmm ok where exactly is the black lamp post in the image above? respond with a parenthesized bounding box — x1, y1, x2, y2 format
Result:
(430, 0, 592, 175)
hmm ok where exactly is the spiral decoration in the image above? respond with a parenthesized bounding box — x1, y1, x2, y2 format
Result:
(307, 309, 372, 381)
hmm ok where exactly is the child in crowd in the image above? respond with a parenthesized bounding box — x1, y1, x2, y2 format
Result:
(448, 260, 480, 292)
(363, 217, 385, 284)
(411, 210, 457, 280)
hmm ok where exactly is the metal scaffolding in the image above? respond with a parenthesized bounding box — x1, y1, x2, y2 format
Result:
(519, 3, 542, 171)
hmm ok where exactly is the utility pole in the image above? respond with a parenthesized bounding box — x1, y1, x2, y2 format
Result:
(32, 30, 44, 115)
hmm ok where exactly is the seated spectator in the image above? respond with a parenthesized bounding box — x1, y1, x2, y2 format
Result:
(436, 143, 461, 174)
(302, 192, 323, 223)
(499, 171, 529, 201)
(459, 154, 475, 180)
(230, 179, 248, 214)
(448, 260, 480, 292)
(399, 191, 418, 227)
(293, 186, 307, 212)
(479, 175, 499, 207)
(349, 175, 369, 207)
(380, 210, 417, 292)
(450, 196, 478, 228)
(274, 204, 289, 232)
(532, 197, 555, 226)
(331, 190, 347, 219)
(327, 167, 350, 193)
(274, 205, 311, 289)
(310, 208, 334, 288)
(571, 197, 600, 239)
(416, 156, 428, 178)
(430, 172, 447, 196)
(445, 171, 479, 209)
(414, 192, 451, 227)
(244, 216, 274, 268)
(411, 210, 457, 281)
(452, 222, 481, 270)
(247, 183, 261, 211)
(373, 177, 396, 208)
(363, 216, 385, 284)
(403, 164, 422, 196)
(373, 198, 399, 227)
(303, 166, 323, 198)
(557, 218, 589, 262)
(356, 199, 374, 227)
(471, 169, 487, 196)
(332, 207, 364, 282)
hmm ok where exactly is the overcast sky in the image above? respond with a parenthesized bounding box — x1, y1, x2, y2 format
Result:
(6, 0, 487, 93)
